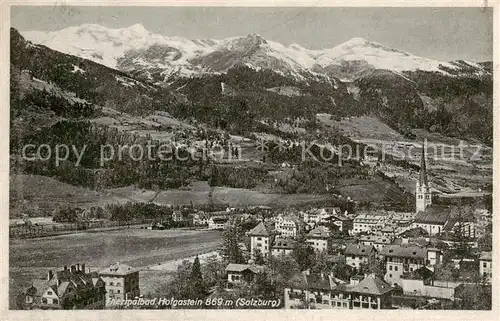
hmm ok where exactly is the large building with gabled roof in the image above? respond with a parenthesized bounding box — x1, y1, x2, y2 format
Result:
(22, 263, 106, 310)
(284, 272, 393, 309)
(248, 221, 270, 259)
(98, 262, 140, 304)
(412, 205, 452, 236)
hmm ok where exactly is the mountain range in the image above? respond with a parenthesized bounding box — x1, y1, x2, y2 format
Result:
(22, 23, 490, 84)
(9, 25, 493, 214)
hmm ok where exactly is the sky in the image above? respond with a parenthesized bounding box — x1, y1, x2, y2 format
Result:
(11, 6, 493, 62)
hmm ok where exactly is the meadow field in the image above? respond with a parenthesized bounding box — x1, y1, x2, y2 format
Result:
(9, 228, 222, 307)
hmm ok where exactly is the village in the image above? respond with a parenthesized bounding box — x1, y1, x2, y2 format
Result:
(17, 148, 492, 310)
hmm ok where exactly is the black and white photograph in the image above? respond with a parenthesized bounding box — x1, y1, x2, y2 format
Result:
(7, 5, 494, 311)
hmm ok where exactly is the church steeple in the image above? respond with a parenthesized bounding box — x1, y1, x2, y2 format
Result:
(419, 141, 428, 186)
(416, 140, 432, 213)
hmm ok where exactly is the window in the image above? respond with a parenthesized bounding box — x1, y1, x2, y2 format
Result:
(117, 282, 121, 286)
(483, 262, 487, 268)
(109, 289, 113, 294)
(257, 237, 262, 241)
(394, 266, 398, 272)
(53, 299, 59, 304)
(389, 266, 392, 271)
(117, 290, 121, 293)
(389, 274, 392, 278)
(47, 291, 53, 295)
(42, 298, 48, 304)
(110, 282, 114, 286)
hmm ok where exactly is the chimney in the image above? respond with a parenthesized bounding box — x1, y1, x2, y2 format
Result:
(81, 263, 86, 273)
(47, 270, 53, 280)
(70, 265, 76, 273)
(64, 265, 68, 271)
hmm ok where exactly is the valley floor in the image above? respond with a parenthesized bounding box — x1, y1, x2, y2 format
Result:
(9, 227, 222, 307)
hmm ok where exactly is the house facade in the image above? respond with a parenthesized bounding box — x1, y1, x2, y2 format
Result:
(344, 244, 376, 270)
(306, 226, 330, 252)
(271, 238, 295, 257)
(208, 216, 229, 230)
(274, 215, 300, 238)
(225, 263, 264, 288)
(284, 273, 393, 309)
(352, 214, 386, 234)
(479, 251, 492, 283)
(249, 222, 270, 258)
(98, 262, 140, 305)
(380, 245, 427, 286)
(23, 264, 106, 310)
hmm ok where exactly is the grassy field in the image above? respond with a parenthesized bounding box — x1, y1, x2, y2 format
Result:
(9, 228, 222, 307)
(318, 115, 492, 197)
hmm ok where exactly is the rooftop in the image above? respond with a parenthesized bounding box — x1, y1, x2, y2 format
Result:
(98, 262, 137, 276)
(272, 237, 295, 249)
(379, 245, 427, 259)
(348, 274, 393, 296)
(414, 205, 452, 225)
(307, 226, 330, 239)
(479, 251, 492, 261)
(248, 221, 270, 236)
(344, 244, 375, 256)
(225, 263, 263, 274)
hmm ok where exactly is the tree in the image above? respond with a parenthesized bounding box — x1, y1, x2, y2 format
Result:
(154, 260, 192, 301)
(267, 254, 301, 295)
(452, 205, 474, 260)
(182, 256, 208, 301)
(252, 271, 277, 301)
(393, 284, 404, 296)
(292, 243, 316, 272)
(254, 250, 266, 265)
(202, 254, 226, 288)
(331, 263, 354, 281)
(310, 251, 328, 274)
(220, 226, 245, 264)
(454, 284, 492, 310)
(478, 222, 492, 252)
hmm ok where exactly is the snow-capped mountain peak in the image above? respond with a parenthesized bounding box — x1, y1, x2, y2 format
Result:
(21, 24, 489, 84)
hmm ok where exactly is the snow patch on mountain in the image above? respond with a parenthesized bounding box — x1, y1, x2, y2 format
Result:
(22, 24, 489, 83)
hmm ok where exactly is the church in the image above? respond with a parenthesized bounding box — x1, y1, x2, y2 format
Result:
(415, 142, 432, 213)
(412, 142, 451, 236)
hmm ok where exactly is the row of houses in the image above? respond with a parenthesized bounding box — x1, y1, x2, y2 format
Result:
(22, 262, 140, 310)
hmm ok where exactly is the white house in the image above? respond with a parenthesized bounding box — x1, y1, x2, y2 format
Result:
(225, 263, 264, 288)
(379, 245, 427, 287)
(248, 222, 270, 258)
(271, 238, 295, 257)
(306, 226, 330, 252)
(208, 216, 229, 230)
(479, 251, 492, 283)
(344, 244, 376, 270)
(352, 214, 387, 234)
(275, 214, 300, 238)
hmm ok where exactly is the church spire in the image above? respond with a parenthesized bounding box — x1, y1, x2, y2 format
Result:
(419, 140, 428, 186)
